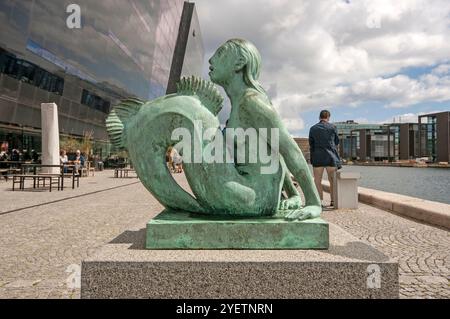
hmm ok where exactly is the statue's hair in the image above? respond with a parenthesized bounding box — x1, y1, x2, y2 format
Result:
(221, 39, 267, 97)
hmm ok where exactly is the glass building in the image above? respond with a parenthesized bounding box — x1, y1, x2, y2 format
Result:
(0, 0, 204, 159)
(419, 111, 450, 163)
(335, 113, 450, 163)
(333, 121, 384, 160)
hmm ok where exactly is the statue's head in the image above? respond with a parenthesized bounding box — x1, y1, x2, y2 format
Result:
(209, 39, 265, 94)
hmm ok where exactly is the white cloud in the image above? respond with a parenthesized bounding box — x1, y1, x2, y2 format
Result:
(273, 71, 450, 112)
(385, 113, 419, 123)
(195, 0, 450, 124)
(380, 110, 446, 124)
(432, 64, 450, 75)
(353, 117, 370, 124)
(282, 117, 305, 132)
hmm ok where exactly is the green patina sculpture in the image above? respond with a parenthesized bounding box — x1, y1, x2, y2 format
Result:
(106, 39, 322, 222)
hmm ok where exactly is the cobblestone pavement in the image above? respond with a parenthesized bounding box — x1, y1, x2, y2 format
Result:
(321, 195, 449, 299)
(0, 171, 448, 298)
(0, 170, 160, 299)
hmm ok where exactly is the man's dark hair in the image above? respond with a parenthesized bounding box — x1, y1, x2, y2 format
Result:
(319, 110, 331, 119)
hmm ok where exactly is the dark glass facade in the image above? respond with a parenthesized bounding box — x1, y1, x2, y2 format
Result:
(419, 112, 450, 163)
(180, 7, 204, 77)
(0, 0, 204, 158)
(335, 114, 450, 163)
(334, 121, 384, 160)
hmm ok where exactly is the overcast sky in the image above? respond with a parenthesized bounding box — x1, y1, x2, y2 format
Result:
(193, 0, 450, 137)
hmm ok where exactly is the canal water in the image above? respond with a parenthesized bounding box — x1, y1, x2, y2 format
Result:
(323, 166, 450, 205)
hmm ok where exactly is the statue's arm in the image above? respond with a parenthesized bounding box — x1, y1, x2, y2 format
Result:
(283, 170, 300, 197)
(280, 159, 302, 210)
(278, 128, 321, 207)
(243, 96, 321, 219)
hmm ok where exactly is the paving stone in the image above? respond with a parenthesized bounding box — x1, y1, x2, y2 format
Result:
(322, 194, 450, 299)
(0, 171, 156, 299)
(399, 275, 418, 284)
(416, 276, 448, 284)
(3, 280, 42, 288)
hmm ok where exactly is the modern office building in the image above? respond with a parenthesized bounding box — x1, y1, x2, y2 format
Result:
(334, 112, 449, 163)
(0, 0, 204, 158)
(393, 123, 421, 160)
(333, 121, 385, 161)
(418, 111, 450, 163)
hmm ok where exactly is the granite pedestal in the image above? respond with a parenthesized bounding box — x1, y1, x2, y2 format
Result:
(81, 223, 399, 299)
(146, 210, 329, 249)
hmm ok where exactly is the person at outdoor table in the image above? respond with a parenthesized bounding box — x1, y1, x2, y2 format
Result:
(31, 149, 39, 163)
(170, 147, 183, 173)
(23, 150, 31, 162)
(11, 149, 19, 162)
(0, 150, 8, 161)
(60, 150, 68, 173)
(74, 150, 85, 175)
(60, 150, 68, 164)
(0, 150, 8, 180)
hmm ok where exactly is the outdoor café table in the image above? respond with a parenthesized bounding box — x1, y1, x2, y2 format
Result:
(0, 169, 7, 181)
(0, 161, 30, 168)
(0, 161, 29, 180)
(61, 164, 80, 189)
(114, 168, 136, 178)
(12, 174, 58, 192)
(17, 164, 64, 191)
(20, 164, 78, 190)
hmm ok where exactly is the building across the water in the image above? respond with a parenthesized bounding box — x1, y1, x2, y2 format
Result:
(418, 111, 450, 163)
(333, 111, 450, 163)
(333, 121, 384, 161)
(0, 0, 203, 159)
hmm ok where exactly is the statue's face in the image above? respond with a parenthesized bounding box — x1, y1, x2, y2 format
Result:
(208, 45, 236, 85)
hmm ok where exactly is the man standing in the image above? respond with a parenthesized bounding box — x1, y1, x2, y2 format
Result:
(309, 110, 341, 207)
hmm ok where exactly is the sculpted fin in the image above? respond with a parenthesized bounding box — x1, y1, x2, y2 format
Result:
(105, 98, 145, 150)
(176, 76, 223, 115)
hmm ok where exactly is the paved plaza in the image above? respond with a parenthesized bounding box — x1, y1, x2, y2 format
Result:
(0, 171, 448, 299)
(323, 208, 449, 298)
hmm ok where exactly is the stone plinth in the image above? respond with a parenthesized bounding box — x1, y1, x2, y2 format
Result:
(81, 223, 399, 299)
(335, 171, 360, 209)
(146, 210, 329, 249)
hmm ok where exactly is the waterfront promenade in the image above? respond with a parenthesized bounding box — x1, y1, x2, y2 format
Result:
(0, 171, 448, 298)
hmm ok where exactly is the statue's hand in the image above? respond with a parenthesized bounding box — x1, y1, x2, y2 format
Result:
(284, 205, 321, 221)
(279, 195, 302, 210)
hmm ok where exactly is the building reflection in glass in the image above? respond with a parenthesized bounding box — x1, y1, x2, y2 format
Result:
(0, 0, 204, 159)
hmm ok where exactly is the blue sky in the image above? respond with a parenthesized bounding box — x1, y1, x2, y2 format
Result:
(195, 0, 450, 137)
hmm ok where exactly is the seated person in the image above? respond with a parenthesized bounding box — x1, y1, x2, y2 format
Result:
(171, 147, 183, 174)
(60, 150, 68, 173)
(73, 150, 85, 175)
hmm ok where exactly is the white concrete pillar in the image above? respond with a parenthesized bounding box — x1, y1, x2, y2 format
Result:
(41, 103, 60, 174)
(335, 171, 360, 209)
